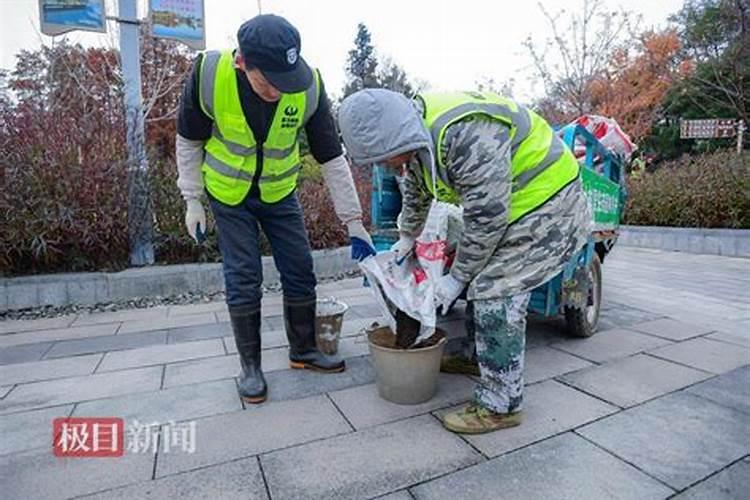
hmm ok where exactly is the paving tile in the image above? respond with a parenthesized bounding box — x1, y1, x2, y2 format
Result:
(707, 331, 750, 349)
(0, 323, 120, 348)
(0, 315, 75, 334)
(596, 304, 665, 331)
(0, 366, 163, 415)
(0, 445, 155, 500)
(377, 492, 413, 500)
(0, 341, 54, 365)
(163, 354, 239, 388)
(263, 355, 376, 401)
(525, 346, 594, 384)
(97, 338, 225, 372)
(166, 322, 232, 344)
(262, 415, 482, 500)
(436, 380, 618, 457)
(411, 432, 674, 500)
(329, 374, 475, 429)
(648, 338, 750, 374)
(73, 306, 169, 326)
(348, 302, 385, 318)
(559, 354, 711, 407)
(73, 378, 242, 425)
(0, 404, 74, 455)
(167, 301, 228, 317)
(630, 318, 715, 341)
(118, 312, 216, 334)
(43, 330, 168, 359)
(79, 456, 269, 500)
(577, 392, 750, 490)
(260, 315, 284, 332)
(551, 328, 673, 363)
(686, 365, 750, 415)
(671, 459, 750, 500)
(336, 335, 371, 358)
(0, 353, 101, 385)
(155, 394, 351, 477)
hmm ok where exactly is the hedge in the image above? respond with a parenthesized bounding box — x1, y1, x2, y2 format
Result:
(624, 149, 749, 229)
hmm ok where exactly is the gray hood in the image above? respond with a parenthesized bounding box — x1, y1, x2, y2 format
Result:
(338, 89, 433, 167)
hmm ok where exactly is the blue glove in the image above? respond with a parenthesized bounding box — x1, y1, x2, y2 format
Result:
(351, 236, 376, 261)
(348, 221, 376, 261)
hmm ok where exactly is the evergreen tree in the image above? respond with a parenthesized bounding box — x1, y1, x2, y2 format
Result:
(343, 23, 379, 98)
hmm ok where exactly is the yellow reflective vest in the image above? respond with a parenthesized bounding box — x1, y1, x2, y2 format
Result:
(417, 91, 579, 223)
(198, 50, 320, 205)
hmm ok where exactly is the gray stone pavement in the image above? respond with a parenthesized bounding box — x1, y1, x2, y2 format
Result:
(0, 246, 748, 499)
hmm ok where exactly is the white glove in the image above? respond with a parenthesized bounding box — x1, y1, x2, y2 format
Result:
(434, 273, 466, 314)
(185, 199, 207, 243)
(390, 234, 416, 264)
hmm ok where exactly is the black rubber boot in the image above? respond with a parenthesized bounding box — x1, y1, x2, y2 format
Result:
(229, 305, 267, 403)
(283, 296, 346, 373)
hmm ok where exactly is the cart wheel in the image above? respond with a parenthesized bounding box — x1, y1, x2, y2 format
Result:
(564, 253, 602, 337)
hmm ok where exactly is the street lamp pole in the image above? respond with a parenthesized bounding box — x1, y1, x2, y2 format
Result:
(118, 0, 154, 266)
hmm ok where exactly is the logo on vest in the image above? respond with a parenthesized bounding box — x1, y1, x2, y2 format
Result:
(281, 105, 300, 128)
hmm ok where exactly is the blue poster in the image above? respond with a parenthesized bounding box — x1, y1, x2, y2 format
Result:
(40, 0, 106, 35)
(150, 0, 205, 49)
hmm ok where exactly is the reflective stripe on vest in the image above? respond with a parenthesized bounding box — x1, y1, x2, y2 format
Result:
(197, 50, 319, 205)
(418, 91, 579, 223)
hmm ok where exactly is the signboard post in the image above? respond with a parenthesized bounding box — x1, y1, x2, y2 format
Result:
(738, 121, 746, 154)
(149, 0, 206, 50)
(39, 0, 106, 35)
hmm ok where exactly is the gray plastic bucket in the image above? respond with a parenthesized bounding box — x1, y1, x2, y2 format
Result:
(315, 298, 348, 355)
(367, 325, 446, 405)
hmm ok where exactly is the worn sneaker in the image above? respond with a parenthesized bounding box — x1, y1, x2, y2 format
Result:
(440, 355, 481, 376)
(442, 404, 522, 434)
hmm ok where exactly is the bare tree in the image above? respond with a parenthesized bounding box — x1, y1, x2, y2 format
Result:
(523, 0, 639, 118)
(475, 76, 516, 97)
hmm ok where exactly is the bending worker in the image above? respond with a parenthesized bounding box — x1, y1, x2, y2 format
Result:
(339, 89, 591, 434)
(176, 15, 375, 404)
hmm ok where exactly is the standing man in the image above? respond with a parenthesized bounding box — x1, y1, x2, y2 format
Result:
(176, 15, 374, 404)
(339, 89, 591, 434)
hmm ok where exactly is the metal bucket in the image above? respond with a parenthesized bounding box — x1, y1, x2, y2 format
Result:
(367, 325, 446, 405)
(315, 298, 348, 355)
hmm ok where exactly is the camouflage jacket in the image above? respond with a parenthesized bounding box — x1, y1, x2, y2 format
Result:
(400, 116, 592, 300)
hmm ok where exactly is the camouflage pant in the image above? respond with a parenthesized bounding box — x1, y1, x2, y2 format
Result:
(469, 294, 530, 414)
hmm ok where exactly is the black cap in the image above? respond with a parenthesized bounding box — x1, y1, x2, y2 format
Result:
(237, 14, 312, 93)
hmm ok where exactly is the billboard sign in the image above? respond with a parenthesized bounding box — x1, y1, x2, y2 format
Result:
(39, 0, 107, 36)
(149, 0, 206, 50)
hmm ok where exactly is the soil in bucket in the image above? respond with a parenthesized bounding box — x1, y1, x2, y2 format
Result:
(369, 325, 444, 349)
(367, 320, 447, 405)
